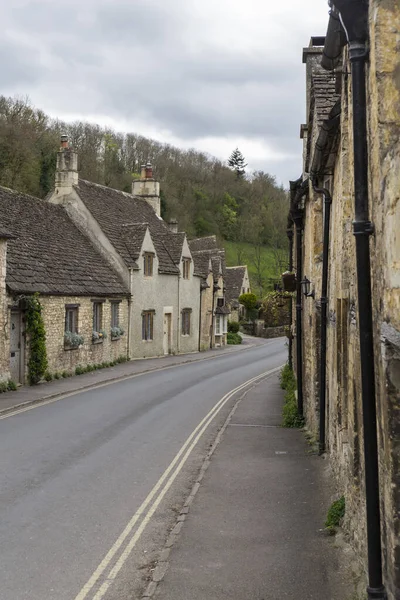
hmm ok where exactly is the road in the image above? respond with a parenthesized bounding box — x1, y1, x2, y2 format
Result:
(0, 338, 286, 600)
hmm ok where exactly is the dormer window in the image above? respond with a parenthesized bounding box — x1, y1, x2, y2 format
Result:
(182, 258, 191, 279)
(144, 252, 154, 277)
(217, 297, 225, 308)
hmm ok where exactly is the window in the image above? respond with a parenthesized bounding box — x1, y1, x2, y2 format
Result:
(111, 302, 120, 328)
(181, 309, 191, 335)
(182, 258, 191, 279)
(217, 297, 225, 308)
(93, 302, 103, 332)
(215, 315, 221, 335)
(143, 253, 154, 276)
(65, 305, 78, 333)
(142, 311, 154, 340)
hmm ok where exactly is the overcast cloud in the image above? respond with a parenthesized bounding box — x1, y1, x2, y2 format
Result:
(2, 0, 330, 184)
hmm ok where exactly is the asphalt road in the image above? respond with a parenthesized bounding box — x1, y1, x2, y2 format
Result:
(0, 338, 286, 600)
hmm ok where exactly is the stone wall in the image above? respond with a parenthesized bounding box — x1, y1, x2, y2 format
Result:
(35, 295, 129, 377)
(297, 4, 400, 597)
(0, 240, 10, 382)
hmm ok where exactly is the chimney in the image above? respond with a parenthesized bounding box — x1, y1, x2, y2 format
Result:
(302, 36, 325, 124)
(55, 134, 78, 189)
(132, 161, 161, 217)
(168, 219, 178, 233)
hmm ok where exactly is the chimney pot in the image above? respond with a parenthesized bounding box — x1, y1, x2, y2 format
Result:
(140, 164, 146, 178)
(145, 162, 153, 179)
(60, 134, 69, 149)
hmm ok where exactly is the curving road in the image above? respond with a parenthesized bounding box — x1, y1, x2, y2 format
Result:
(0, 338, 286, 600)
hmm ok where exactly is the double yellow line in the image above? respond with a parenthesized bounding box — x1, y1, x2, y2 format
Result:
(75, 365, 282, 600)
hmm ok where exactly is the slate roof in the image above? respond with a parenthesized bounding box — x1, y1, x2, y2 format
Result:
(0, 186, 128, 296)
(225, 266, 246, 303)
(75, 179, 179, 274)
(191, 251, 212, 280)
(311, 73, 339, 127)
(188, 235, 218, 253)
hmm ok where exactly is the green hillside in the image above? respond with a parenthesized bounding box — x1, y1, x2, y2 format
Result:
(224, 241, 287, 298)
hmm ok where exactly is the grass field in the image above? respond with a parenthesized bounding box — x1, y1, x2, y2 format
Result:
(223, 241, 287, 298)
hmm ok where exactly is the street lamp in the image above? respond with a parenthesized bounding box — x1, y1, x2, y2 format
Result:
(301, 276, 315, 299)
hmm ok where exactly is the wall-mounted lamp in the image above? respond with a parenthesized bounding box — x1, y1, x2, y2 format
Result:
(301, 276, 315, 299)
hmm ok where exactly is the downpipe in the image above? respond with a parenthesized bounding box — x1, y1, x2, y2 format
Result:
(311, 180, 332, 456)
(287, 226, 294, 370)
(293, 212, 304, 417)
(349, 38, 387, 600)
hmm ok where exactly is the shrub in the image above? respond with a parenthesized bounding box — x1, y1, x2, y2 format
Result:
(281, 364, 304, 428)
(325, 496, 345, 533)
(228, 321, 240, 334)
(227, 332, 242, 345)
(101, 362, 109, 369)
(238, 292, 258, 310)
(0, 382, 8, 393)
(61, 371, 69, 378)
(280, 363, 296, 391)
(54, 372, 61, 379)
(44, 372, 53, 382)
(86, 364, 94, 372)
(75, 365, 85, 375)
(25, 293, 48, 385)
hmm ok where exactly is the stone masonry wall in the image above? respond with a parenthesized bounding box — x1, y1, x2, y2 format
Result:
(299, 4, 400, 596)
(0, 240, 10, 382)
(38, 295, 129, 376)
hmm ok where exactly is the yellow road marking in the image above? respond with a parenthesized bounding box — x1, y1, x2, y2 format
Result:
(74, 366, 282, 600)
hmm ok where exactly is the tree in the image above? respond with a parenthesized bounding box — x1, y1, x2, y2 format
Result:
(228, 147, 247, 179)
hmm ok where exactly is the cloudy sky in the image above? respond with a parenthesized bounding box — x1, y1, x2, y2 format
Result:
(2, 0, 330, 185)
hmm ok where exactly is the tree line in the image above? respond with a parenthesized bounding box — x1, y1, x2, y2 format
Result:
(0, 95, 288, 288)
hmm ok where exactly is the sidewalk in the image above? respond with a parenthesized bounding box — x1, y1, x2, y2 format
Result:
(152, 374, 352, 600)
(0, 336, 266, 415)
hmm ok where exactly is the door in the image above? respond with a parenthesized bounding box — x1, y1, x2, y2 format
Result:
(163, 313, 172, 355)
(10, 311, 22, 383)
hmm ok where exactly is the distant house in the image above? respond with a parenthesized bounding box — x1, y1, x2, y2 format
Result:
(189, 236, 230, 348)
(0, 186, 130, 384)
(47, 138, 202, 359)
(224, 266, 251, 322)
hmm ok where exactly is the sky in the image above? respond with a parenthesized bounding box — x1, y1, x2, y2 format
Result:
(2, 0, 330, 185)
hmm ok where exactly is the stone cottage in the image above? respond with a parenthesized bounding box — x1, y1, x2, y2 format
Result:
(290, 3, 400, 597)
(47, 139, 202, 359)
(0, 186, 130, 384)
(189, 236, 230, 349)
(224, 265, 251, 322)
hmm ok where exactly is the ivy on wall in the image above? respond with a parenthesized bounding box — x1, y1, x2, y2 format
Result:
(261, 291, 293, 328)
(25, 293, 48, 385)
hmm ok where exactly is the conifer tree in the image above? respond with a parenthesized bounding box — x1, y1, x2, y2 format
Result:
(228, 147, 247, 179)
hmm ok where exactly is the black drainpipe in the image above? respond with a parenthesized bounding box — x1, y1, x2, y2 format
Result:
(287, 224, 294, 370)
(292, 207, 304, 417)
(311, 180, 332, 455)
(331, 2, 387, 598)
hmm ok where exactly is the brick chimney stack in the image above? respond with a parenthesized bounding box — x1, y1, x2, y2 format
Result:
(55, 134, 78, 189)
(132, 161, 161, 217)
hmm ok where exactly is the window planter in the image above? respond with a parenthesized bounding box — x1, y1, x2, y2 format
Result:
(64, 331, 84, 350)
(111, 326, 125, 341)
(92, 330, 107, 344)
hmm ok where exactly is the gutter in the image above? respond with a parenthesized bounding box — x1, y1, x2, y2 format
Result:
(321, 5, 347, 71)
(323, 3, 387, 598)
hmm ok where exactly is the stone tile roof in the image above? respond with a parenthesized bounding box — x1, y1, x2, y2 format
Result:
(215, 305, 231, 315)
(188, 235, 218, 252)
(225, 266, 246, 303)
(0, 227, 15, 239)
(311, 73, 339, 127)
(158, 232, 185, 265)
(0, 186, 128, 296)
(191, 251, 212, 280)
(120, 223, 148, 268)
(75, 180, 179, 275)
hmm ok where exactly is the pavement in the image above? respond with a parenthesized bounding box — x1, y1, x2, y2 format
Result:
(0, 334, 266, 415)
(153, 375, 351, 600)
